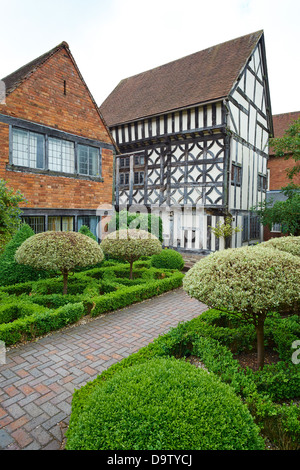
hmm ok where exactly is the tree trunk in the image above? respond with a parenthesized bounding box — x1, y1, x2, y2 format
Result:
(255, 317, 265, 370)
(129, 260, 133, 280)
(62, 270, 69, 295)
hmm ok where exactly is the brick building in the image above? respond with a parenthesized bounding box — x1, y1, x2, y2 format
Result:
(264, 111, 300, 240)
(0, 42, 116, 240)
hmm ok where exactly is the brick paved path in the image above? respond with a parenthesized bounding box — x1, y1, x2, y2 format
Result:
(0, 288, 206, 450)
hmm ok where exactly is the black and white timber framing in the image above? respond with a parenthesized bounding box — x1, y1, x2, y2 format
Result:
(108, 34, 273, 253)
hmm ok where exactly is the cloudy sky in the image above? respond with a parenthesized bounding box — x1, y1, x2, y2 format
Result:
(0, 0, 299, 116)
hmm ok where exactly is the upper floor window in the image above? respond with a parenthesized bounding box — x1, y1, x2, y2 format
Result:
(49, 137, 75, 174)
(78, 144, 100, 177)
(12, 128, 44, 169)
(258, 173, 267, 191)
(11, 126, 102, 179)
(231, 163, 242, 186)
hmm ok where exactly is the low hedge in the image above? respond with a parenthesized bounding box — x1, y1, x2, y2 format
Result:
(0, 265, 184, 346)
(0, 302, 85, 346)
(67, 308, 300, 450)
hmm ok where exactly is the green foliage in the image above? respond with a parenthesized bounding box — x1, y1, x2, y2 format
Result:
(151, 248, 184, 270)
(15, 231, 103, 273)
(183, 246, 300, 317)
(0, 224, 50, 286)
(258, 236, 300, 258)
(67, 306, 300, 450)
(209, 216, 242, 242)
(78, 225, 97, 241)
(0, 302, 85, 345)
(107, 210, 163, 242)
(15, 231, 104, 294)
(252, 190, 300, 236)
(0, 265, 183, 345)
(269, 116, 300, 180)
(66, 357, 264, 450)
(0, 179, 26, 252)
(100, 229, 162, 278)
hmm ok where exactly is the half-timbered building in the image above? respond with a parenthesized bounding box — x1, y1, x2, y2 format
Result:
(100, 30, 273, 252)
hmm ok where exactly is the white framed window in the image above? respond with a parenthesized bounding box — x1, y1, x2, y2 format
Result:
(271, 223, 282, 233)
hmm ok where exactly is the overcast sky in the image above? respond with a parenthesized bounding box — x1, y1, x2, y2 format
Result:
(0, 0, 299, 116)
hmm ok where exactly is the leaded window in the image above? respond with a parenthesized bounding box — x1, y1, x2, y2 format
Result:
(12, 128, 44, 169)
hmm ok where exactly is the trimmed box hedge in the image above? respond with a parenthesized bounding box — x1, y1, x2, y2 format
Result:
(67, 308, 300, 451)
(0, 263, 184, 346)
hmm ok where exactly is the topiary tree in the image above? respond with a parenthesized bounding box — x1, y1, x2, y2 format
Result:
(151, 248, 184, 270)
(65, 357, 265, 450)
(107, 210, 163, 242)
(100, 229, 162, 279)
(0, 223, 50, 286)
(183, 246, 300, 370)
(15, 231, 104, 294)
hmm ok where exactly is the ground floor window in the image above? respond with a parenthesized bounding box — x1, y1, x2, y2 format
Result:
(48, 216, 74, 232)
(21, 213, 101, 241)
(21, 216, 45, 233)
(77, 216, 100, 241)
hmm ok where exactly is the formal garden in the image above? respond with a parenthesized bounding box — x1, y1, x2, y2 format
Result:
(0, 207, 299, 450)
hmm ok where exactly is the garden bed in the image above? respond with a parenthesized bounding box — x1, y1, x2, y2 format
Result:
(66, 308, 300, 451)
(0, 259, 184, 346)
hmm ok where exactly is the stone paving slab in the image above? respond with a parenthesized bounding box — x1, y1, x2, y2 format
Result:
(0, 288, 206, 450)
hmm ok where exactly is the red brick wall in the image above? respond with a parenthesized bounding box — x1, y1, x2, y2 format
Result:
(0, 46, 114, 210)
(268, 155, 300, 190)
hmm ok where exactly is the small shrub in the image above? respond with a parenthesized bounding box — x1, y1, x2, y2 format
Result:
(78, 225, 97, 241)
(100, 229, 162, 279)
(66, 357, 264, 450)
(151, 248, 184, 270)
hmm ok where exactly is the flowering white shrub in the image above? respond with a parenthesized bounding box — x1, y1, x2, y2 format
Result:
(183, 246, 300, 369)
(100, 229, 162, 278)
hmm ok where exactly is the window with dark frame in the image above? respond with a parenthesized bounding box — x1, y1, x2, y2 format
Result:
(11, 126, 102, 178)
(257, 173, 267, 191)
(21, 216, 45, 234)
(134, 171, 144, 185)
(231, 163, 242, 186)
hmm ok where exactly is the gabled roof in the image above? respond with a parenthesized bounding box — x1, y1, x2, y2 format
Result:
(1, 42, 117, 148)
(2, 42, 69, 95)
(100, 30, 264, 127)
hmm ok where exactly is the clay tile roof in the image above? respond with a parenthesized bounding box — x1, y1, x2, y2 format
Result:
(100, 31, 263, 127)
(272, 111, 300, 138)
(2, 42, 69, 95)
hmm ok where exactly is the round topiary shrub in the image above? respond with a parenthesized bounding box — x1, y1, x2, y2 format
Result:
(66, 357, 265, 450)
(258, 236, 300, 257)
(100, 229, 162, 278)
(15, 231, 104, 294)
(151, 248, 184, 270)
(183, 246, 300, 370)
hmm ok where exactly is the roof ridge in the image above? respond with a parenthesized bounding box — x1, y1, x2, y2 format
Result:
(2, 41, 69, 94)
(118, 30, 263, 83)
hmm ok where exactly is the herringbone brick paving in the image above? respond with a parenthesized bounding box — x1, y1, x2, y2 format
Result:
(0, 288, 206, 450)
